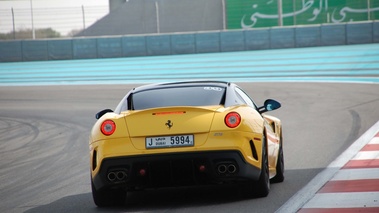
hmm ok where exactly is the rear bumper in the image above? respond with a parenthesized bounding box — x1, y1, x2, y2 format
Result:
(92, 150, 261, 191)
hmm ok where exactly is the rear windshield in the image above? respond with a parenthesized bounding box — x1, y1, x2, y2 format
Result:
(131, 86, 225, 110)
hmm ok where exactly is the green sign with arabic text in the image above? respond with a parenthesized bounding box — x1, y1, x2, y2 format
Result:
(226, 0, 379, 29)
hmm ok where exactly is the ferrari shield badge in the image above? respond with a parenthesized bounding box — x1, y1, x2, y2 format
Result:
(165, 120, 173, 129)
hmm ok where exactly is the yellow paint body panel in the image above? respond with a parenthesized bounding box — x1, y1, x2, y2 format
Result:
(89, 105, 281, 179)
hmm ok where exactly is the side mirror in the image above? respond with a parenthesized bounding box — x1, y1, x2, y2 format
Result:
(95, 109, 113, 119)
(258, 99, 281, 114)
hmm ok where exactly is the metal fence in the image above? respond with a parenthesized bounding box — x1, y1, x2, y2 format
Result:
(0, 5, 108, 39)
(1, 0, 378, 40)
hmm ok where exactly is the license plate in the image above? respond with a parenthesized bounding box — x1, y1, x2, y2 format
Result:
(146, 135, 194, 149)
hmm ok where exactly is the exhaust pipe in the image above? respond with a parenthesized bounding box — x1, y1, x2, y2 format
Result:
(217, 163, 238, 175)
(217, 164, 227, 174)
(116, 171, 127, 181)
(107, 170, 128, 182)
(227, 164, 237, 174)
(107, 172, 117, 182)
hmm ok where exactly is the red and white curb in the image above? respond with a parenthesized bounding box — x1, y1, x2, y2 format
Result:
(298, 131, 379, 213)
(277, 121, 379, 213)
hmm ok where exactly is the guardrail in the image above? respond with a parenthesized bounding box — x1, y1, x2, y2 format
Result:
(1, 21, 378, 62)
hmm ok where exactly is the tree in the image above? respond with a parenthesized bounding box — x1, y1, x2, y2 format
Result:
(0, 28, 61, 40)
(66, 29, 82, 37)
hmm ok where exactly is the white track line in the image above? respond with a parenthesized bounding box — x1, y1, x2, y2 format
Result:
(332, 168, 379, 181)
(302, 192, 379, 208)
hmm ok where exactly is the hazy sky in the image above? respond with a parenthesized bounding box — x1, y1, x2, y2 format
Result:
(0, 0, 110, 35)
(0, 0, 109, 9)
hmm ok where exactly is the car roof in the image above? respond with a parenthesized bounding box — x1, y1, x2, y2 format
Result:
(132, 80, 232, 93)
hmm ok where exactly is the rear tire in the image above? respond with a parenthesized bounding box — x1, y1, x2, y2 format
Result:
(254, 138, 270, 197)
(243, 135, 270, 198)
(91, 178, 126, 207)
(271, 140, 284, 183)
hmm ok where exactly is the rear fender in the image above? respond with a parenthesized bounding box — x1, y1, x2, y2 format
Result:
(90, 113, 129, 144)
(210, 106, 264, 133)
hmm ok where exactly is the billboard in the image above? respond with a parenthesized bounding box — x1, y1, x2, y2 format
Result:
(227, 0, 379, 29)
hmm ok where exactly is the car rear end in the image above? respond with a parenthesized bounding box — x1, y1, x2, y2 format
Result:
(90, 83, 265, 191)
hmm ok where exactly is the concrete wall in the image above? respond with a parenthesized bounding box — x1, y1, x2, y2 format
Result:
(1, 21, 378, 62)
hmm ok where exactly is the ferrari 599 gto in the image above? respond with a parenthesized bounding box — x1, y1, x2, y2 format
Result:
(89, 81, 283, 206)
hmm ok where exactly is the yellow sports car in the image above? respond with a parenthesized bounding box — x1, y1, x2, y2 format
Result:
(89, 81, 284, 206)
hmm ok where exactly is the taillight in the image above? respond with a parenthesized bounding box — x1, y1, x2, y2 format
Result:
(100, 120, 116, 136)
(225, 112, 241, 128)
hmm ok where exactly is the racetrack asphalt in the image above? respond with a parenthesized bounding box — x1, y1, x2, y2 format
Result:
(0, 44, 378, 212)
(2, 83, 379, 213)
